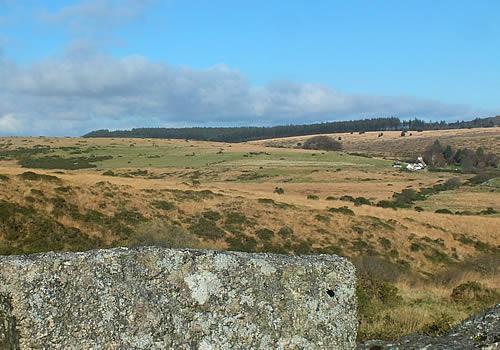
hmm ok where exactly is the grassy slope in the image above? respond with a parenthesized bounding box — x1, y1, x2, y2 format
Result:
(250, 127, 500, 158)
(0, 133, 499, 340)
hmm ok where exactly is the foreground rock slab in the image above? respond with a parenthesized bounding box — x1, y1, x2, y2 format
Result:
(357, 304, 500, 350)
(0, 247, 357, 349)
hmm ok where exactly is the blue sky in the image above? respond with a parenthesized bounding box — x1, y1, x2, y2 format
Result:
(0, 0, 498, 135)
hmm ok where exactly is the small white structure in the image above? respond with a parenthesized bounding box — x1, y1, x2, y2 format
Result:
(406, 156, 427, 171)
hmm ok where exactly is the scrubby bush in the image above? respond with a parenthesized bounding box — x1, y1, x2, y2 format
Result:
(355, 256, 406, 283)
(353, 197, 372, 206)
(278, 226, 294, 237)
(314, 214, 330, 223)
(274, 187, 284, 194)
(435, 208, 453, 214)
(302, 136, 342, 151)
(451, 281, 499, 307)
(442, 177, 461, 190)
(393, 189, 424, 207)
(202, 210, 221, 221)
(0, 200, 100, 255)
(129, 220, 201, 249)
(18, 171, 61, 183)
(226, 235, 257, 253)
(114, 209, 146, 224)
(255, 228, 274, 241)
(340, 195, 355, 202)
(410, 242, 424, 252)
(421, 313, 454, 336)
(376, 200, 398, 209)
(328, 206, 355, 216)
(291, 240, 312, 255)
(379, 237, 392, 250)
(55, 186, 72, 193)
(479, 207, 498, 215)
(189, 218, 225, 239)
(152, 200, 176, 211)
(225, 211, 247, 225)
(424, 248, 452, 264)
(357, 273, 402, 310)
(467, 172, 496, 185)
(19, 155, 112, 170)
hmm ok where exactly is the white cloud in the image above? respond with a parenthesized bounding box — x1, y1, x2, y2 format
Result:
(41, 0, 153, 30)
(0, 51, 484, 136)
(0, 113, 22, 133)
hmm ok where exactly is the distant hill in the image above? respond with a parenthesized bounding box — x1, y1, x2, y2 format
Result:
(83, 116, 499, 143)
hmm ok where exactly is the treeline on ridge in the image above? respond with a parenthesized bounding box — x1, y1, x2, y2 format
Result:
(83, 116, 499, 143)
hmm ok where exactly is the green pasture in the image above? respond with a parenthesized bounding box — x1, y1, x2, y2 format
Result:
(4, 140, 392, 171)
(89, 144, 391, 170)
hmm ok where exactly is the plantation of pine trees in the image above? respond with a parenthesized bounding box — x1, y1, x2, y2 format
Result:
(83, 116, 499, 143)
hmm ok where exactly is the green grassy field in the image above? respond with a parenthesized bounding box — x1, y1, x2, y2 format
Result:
(45, 142, 392, 170)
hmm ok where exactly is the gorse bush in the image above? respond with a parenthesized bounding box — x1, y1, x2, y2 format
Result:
(314, 214, 330, 223)
(128, 220, 201, 249)
(328, 206, 355, 216)
(339, 195, 372, 206)
(18, 171, 61, 183)
(152, 200, 176, 211)
(353, 197, 372, 206)
(273, 187, 284, 194)
(202, 210, 221, 221)
(450, 282, 499, 307)
(189, 218, 225, 240)
(356, 273, 403, 320)
(278, 226, 294, 237)
(255, 228, 274, 241)
(226, 234, 257, 253)
(0, 200, 101, 255)
(19, 155, 113, 170)
(302, 136, 342, 151)
(421, 313, 454, 336)
(467, 172, 497, 185)
(225, 211, 247, 226)
(435, 208, 453, 214)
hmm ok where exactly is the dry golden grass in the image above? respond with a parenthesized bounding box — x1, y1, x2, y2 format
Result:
(1, 132, 499, 340)
(250, 127, 500, 158)
(1, 165, 497, 274)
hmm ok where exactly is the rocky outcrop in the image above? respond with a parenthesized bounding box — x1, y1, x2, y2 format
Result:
(358, 304, 500, 350)
(0, 247, 357, 349)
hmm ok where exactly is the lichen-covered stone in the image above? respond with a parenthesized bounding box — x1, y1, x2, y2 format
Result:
(0, 247, 357, 349)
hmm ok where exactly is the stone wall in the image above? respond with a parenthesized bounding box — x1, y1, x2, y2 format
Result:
(0, 247, 357, 349)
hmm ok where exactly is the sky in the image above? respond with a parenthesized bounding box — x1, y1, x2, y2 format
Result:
(0, 0, 499, 136)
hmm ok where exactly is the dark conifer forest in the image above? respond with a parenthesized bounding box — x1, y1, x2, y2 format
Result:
(83, 116, 499, 143)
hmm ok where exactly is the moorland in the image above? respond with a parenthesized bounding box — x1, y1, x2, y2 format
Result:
(0, 127, 498, 341)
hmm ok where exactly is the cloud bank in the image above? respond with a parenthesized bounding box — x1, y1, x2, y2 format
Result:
(0, 51, 481, 136)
